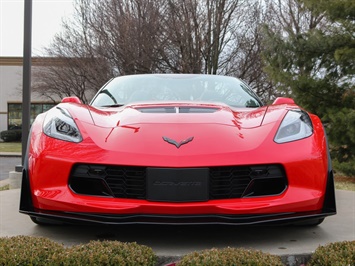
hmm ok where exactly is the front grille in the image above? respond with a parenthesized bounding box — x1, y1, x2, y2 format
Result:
(69, 165, 146, 199)
(69, 164, 287, 200)
(209, 167, 252, 199)
(209, 165, 287, 199)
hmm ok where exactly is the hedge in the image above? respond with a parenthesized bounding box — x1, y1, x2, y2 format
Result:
(0, 236, 354, 266)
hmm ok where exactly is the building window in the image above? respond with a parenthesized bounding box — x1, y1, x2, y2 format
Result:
(7, 103, 22, 129)
(7, 103, 56, 129)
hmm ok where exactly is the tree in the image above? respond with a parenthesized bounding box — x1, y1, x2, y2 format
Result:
(301, 0, 355, 175)
(262, 0, 355, 175)
(202, 0, 240, 74)
(224, 0, 277, 102)
(33, 0, 279, 103)
(33, 0, 113, 104)
(85, 0, 166, 75)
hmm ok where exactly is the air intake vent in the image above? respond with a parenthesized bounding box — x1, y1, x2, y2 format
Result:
(69, 164, 287, 200)
(136, 107, 218, 113)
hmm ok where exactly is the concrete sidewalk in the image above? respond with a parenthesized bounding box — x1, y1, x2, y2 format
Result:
(0, 188, 354, 265)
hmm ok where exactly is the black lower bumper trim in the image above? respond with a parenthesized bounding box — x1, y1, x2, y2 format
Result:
(20, 209, 336, 226)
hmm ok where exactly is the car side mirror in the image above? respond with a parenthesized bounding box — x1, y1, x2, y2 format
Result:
(61, 96, 82, 104)
(272, 97, 295, 105)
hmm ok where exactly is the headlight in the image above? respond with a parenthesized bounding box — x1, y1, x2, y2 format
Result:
(274, 109, 313, 144)
(43, 107, 82, 143)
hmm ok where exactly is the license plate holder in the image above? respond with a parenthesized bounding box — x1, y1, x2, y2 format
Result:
(146, 168, 209, 202)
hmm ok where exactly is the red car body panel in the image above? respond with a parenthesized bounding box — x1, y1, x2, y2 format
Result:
(20, 74, 336, 225)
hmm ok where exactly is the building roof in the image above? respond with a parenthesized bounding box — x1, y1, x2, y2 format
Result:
(0, 56, 64, 66)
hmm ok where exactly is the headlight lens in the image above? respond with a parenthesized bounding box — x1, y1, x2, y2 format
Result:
(43, 107, 82, 143)
(274, 110, 313, 144)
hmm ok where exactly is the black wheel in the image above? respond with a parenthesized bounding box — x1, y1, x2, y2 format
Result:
(30, 216, 63, 225)
(293, 218, 325, 226)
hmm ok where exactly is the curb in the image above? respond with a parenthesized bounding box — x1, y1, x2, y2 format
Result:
(0, 152, 21, 157)
(280, 253, 312, 266)
(155, 253, 313, 266)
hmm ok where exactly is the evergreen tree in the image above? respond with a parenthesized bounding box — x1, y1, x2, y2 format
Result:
(262, 0, 355, 175)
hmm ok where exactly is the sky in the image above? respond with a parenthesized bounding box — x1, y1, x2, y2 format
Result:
(0, 0, 74, 56)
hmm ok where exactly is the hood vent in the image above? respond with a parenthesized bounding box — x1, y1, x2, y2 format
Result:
(136, 107, 219, 114)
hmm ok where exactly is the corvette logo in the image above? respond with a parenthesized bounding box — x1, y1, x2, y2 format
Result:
(162, 136, 194, 148)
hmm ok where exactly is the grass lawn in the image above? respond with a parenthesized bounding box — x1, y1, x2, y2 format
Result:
(334, 175, 355, 191)
(0, 142, 21, 153)
(0, 184, 9, 191)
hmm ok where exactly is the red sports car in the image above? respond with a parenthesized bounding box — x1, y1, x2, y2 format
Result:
(20, 74, 336, 225)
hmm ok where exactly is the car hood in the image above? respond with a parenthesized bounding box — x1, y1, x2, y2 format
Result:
(65, 102, 293, 165)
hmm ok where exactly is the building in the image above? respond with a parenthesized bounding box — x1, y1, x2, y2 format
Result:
(0, 56, 60, 133)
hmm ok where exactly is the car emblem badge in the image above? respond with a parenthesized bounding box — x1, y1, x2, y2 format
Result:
(162, 136, 194, 148)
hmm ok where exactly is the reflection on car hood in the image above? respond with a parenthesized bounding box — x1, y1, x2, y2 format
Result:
(87, 103, 269, 129)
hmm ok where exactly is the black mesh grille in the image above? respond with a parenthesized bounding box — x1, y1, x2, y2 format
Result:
(209, 166, 252, 199)
(69, 164, 287, 200)
(209, 165, 287, 199)
(69, 165, 146, 199)
(105, 167, 146, 199)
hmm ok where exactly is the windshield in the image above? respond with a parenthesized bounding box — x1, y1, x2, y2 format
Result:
(90, 74, 263, 108)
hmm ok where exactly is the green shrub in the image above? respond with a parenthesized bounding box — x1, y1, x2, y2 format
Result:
(55, 240, 157, 266)
(0, 237, 156, 266)
(308, 240, 355, 266)
(333, 159, 355, 177)
(177, 247, 283, 266)
(0, 236, 65, 266)
(1, 236, 353, 266)
(0, 129, 22, 142)
(327, 108, 355, 177)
